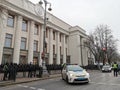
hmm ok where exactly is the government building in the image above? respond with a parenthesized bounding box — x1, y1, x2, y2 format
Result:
(0, 0, 93, 66)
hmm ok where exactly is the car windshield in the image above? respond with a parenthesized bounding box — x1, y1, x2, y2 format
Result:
(67, 65, 83, 71)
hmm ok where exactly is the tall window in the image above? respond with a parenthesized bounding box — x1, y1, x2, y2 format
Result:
(45, 43, 48, 53)
(5, 34, 12, 47)
(22, 19, 27, 32)
(20, 37, 26, 50)
(34, 40, 38, 51)
(65, 36, 67, 44)
(34, 24, 39, 35)
(46, 28, 48, 38)
(60, 34, 62, 42)
(60, 46, 61, 55)
(66, 48, 67, 55)
(53, 31, 55, 40)
(7, 14, 14, 27)
(53, 45, 55, 54)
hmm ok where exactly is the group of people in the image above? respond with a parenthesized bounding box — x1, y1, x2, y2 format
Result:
(0, 63, 63, 82)
(2, 63, 17, 81)
(1, 62, 43, 81)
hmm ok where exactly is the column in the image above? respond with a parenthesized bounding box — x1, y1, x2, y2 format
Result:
(13, 15, 22, 64)
(80, 36, 83, 66)
(63, 35, 66, 63)
(49, 29, 53, 64)
(39, 25, 44, 66)
(0, 8, 8, 64)
(28, 21, 34, 64)
(56, 32, 60, 64)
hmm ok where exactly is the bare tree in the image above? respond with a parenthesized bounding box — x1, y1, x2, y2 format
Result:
(86, 25, 118, 66)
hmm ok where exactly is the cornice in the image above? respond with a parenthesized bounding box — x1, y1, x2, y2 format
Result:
(0, 0, 69, 35)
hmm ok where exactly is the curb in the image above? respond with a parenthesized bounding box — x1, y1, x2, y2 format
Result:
(0, 74, 61, 87)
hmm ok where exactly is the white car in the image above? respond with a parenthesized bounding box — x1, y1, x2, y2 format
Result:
(102, 65, 112, 72)
(62, 64, 90, 84)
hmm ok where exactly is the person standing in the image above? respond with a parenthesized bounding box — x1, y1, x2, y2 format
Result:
(112, 62, 118, 77)
(3, 63, 8, 81)
(28, 62, 32, 78)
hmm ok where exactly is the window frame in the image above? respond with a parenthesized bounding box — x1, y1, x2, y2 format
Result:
(34, 40, 38, 51)
(20, 37, 27, 50)
(4, 33, 13, 48)
(22, 19, 28, 32)
(53, 31, 55, 40)
(34, 24, 39, 35)
(7, 14, 14, 27)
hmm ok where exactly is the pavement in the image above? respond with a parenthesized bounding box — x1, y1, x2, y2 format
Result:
(0, 70, 97, 87)
(0, 72, 61, 87)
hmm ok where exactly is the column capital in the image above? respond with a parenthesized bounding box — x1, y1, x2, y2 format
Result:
(17, 15, 23, 20)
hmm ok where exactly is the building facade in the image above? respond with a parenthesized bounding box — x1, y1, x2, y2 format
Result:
(0, 0, 91, 66)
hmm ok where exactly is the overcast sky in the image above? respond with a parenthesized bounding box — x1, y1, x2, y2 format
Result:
(29, 0, 120, 51)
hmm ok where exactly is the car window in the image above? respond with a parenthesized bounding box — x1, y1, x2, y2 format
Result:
(67, 65, 83, 71)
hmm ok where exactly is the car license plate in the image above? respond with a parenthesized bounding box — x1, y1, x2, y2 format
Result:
(77, 78, 85, 80)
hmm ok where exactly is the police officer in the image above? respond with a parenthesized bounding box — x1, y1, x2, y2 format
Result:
(112, 62, 118, 77)
(28, 62, 32, 78)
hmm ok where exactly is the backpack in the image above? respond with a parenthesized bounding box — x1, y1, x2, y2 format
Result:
(3, 65, 8, 72)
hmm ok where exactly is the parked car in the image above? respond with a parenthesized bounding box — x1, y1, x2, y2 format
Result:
(102, 65, 112, 72)
(61, 64, 90, 84)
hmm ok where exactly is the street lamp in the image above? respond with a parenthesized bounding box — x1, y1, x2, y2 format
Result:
(39, 0, 52, 77)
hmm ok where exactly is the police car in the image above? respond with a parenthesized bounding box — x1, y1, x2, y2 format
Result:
(61, 64, 90, 84)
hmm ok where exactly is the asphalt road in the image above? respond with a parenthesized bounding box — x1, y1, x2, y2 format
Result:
(1, 70, 120, 90)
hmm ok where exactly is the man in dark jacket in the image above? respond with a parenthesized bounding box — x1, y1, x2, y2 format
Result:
(3, 63, 8, 81)
(28, 62, 32, 78)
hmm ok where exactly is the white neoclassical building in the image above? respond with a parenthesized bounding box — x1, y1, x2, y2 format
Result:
(0, 0, 93, 66)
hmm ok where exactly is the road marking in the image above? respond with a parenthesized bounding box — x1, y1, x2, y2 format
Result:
(18, 84, 28, 88)
(17, 84, 45, 90)
(37, 89, 45, 90)
(18, 84, 22, 87)
(23, 85, 29, 88)
(30, 87, 36, 89)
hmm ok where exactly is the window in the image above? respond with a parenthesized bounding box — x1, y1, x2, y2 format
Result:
(34, 40, 38, 51)
(34, 24, 39, 35)
(53, 31, 55, 40)
(60, 34, 62, 42)
(45, 43, 47, 53)
(66, 48, 67, 55)
(60, 46, 61, 55)
(7, 14, 14, 27)
(5, 34, 12, 47)
(46, 28, 48, 38)
(22, 19, 27, 32)
(53, 45, 55, 54)
(65, 36, 68, 44)
(20, 37, 26, 50)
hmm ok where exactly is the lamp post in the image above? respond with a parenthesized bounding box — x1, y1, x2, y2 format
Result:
(39, 0, 52, 77)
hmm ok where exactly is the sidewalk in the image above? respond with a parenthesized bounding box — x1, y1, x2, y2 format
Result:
(0, 69, 96, 87)
(0, 73, 61, 87)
